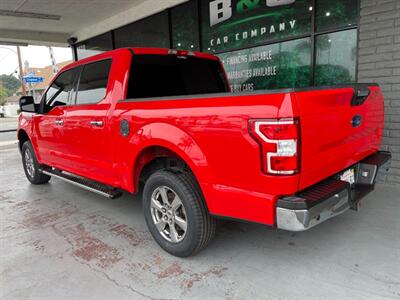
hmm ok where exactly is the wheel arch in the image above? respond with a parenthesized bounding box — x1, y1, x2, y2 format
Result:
(17, 129, 30, 151)
(133, 144, 200, 191)
(133, 144, 212, 213)
(135, 146, 182, 187)
(124, 122, 213, 193)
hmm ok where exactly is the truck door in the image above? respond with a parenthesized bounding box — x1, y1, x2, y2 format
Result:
(61, 59, 114, 185)
(33, 67, 79, 168)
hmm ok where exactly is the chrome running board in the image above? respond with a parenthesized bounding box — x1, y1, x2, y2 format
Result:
(41, 168, 122, 199)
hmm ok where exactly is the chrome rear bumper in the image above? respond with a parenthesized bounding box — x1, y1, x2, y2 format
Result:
(276, 151, 391, 231)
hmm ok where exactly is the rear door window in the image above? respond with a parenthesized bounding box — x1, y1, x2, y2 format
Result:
(127, 55, 229, 99)
(75, 59, 112, 105)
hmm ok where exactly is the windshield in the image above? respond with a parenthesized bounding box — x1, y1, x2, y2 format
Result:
(127, 54, 229, 99)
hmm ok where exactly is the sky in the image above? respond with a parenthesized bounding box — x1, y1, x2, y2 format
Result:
(0, 45, 73, 76)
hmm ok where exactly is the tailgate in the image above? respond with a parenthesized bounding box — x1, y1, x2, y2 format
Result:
(296, 84, 384, 190)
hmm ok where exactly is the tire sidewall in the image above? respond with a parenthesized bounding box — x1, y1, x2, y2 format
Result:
(143, 171, 201, 257)
(21, 141, 43, 184)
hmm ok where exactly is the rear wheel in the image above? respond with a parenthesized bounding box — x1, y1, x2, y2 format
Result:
(143, 169, 215, 257)
(21, 141, 51, 184)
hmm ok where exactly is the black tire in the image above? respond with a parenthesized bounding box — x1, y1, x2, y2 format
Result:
(21, 141, 51, 185)
(143, 169, 216, 257)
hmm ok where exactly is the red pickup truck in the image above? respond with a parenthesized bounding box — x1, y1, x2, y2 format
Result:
(18, 48, 391, 257)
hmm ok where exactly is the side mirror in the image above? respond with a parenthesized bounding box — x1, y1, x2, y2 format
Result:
(19, 96, 39, 113)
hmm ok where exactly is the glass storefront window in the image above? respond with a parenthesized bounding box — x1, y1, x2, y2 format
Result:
(114, 12, 169, 48)
(73, 0, 360, 90)
(201, 0, 312, 53)
(316, 0, 358, 32)
(218, 37, 311, 92)
(171, 0, 200, 50)
(315, 29, 357, 86)
(76, 32, 113, 60)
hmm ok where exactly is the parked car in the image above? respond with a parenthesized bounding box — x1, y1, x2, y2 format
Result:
(17, 48, 391, 257)
(0, 106, 4, 117)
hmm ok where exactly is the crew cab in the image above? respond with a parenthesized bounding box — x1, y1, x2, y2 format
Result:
(18, 48, 391, 257)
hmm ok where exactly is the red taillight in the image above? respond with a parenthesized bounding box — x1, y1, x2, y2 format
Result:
(258, 122, 298, 140)
(249, 118, 300, 175)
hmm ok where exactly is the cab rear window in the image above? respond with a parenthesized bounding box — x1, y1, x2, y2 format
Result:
(127, 55, 229, 99)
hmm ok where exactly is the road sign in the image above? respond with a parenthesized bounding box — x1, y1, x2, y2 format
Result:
(23, 76, 44, 83)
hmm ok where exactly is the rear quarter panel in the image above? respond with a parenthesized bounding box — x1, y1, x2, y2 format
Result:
(113, 92, 300, 225)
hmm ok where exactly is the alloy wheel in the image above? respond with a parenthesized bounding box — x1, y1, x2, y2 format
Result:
(150, 185, 187, 243)
(24, 149, 35, 178)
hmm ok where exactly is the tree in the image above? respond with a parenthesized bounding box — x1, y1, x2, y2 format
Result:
(0, 86, 8, 105)
(0, 74, 21, 96)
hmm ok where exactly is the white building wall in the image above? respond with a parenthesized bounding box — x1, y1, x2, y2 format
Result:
(4, 104, 19, 117)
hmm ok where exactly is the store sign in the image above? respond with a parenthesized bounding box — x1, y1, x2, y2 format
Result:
(209, 0, 296, 26)
(202, 0, 311, 52)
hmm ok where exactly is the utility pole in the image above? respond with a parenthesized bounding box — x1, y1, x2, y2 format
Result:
(48, 46, 59, 75)
(24, 60, 34, 100)
(16, 46, 26, 96)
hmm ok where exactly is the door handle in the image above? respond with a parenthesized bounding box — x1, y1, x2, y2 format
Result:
(351, 85, 370, 106)
(90, 120, 104, 127)
(55, 120, 64, 126)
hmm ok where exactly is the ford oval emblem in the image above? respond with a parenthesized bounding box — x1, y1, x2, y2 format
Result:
(352, 115, 362, 128)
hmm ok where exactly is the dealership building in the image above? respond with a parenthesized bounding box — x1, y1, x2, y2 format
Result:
(1, 0, 399, 184)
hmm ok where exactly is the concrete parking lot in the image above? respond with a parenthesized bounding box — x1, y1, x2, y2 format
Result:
(1, 138, 399, 299)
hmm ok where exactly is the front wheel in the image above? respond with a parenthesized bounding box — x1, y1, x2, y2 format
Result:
(21, 141, 51, 184)
(143, 169, 216, 257)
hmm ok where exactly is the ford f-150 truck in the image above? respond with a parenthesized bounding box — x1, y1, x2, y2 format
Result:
(18, 48, 391, 257)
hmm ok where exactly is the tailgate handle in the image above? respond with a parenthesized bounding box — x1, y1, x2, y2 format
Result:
(351, 86, 370, 106)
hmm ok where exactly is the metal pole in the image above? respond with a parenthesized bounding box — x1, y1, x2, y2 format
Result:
(32, 83, 36, 102)
(48, 46, 59, 74)
(16, 46, 26, 96)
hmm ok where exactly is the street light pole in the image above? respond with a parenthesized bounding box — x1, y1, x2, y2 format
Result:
(16, 46, 26, 96)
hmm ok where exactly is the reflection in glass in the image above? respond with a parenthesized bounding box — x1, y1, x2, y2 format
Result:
(217, 37, 311, 92)
(316, 0, 358, 31)
(76, 32, 113, 60)
(114, 12, 169, 48)
(76, 60, 112, 105)
(315, 29, 357, 85)
(171, 0, 200, 50)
